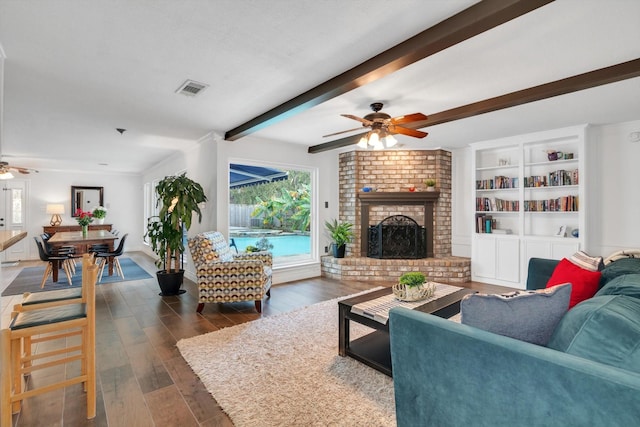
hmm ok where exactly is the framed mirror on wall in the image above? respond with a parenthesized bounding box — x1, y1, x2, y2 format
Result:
(71, 186, 104, 217)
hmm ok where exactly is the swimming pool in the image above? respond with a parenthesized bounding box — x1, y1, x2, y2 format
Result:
(230, 234, 311, 257)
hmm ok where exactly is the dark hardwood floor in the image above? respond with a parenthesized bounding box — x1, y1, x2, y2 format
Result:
(1, 252, 514, 426)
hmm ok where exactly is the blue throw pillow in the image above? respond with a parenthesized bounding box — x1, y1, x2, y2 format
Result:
(547, 295, 640, 374)
(596, 274, 640, 299)
(460, 284, 571, 346)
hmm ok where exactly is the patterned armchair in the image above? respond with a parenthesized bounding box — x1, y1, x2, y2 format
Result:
(187, 231, 272, 313)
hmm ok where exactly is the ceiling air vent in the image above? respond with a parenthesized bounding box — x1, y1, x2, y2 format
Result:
(175, 80, 209, 97)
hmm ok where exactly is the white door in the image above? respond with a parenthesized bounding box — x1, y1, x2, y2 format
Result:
(0, 179, 28, 262)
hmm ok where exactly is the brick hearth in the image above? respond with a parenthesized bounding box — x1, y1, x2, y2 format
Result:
(321, 256, 471, 283)
(321, 149, 471, 283)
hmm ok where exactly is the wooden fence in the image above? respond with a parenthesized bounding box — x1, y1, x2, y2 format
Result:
(229, 204, 261, 228)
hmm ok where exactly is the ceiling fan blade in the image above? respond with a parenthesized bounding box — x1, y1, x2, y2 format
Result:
(341, 114, 373, 126)
(322, 126, 366, 138)
(15, 168, 31, 174)
(390, 113, 428, 125)
(388, 125, 428, 138)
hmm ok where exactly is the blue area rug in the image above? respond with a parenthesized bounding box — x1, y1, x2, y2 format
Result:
(1, 257, 153, 296)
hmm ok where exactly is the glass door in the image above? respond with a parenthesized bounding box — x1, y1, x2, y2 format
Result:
(0, 179, 27, 263)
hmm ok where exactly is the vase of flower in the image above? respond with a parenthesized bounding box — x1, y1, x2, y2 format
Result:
(76, 209, 94, 237)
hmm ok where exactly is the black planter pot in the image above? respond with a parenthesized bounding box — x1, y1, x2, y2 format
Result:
(156, 269, 186, 296)
(332, 244, 346, 258)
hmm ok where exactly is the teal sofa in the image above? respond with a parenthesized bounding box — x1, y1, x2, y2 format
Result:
(389, 257, 640, 427)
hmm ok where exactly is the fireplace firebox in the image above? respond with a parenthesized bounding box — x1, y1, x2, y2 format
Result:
(367, 215, 426, 259)
(358, 191, 439, 258)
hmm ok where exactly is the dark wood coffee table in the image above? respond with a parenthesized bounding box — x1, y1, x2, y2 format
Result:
(338, 286, 474, 376)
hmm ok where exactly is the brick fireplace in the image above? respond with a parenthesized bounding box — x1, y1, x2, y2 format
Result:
(321, 149, 471, 283)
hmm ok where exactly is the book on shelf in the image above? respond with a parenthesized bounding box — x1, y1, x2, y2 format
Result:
(476, 175, 519, 190)
(524, 169, 579, 188)
(475, 213, 497, 234)
(524, 195, 579, 212)
(476, 197, 519, 212)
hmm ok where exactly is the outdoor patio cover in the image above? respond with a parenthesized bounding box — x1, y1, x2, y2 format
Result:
(229, 164, 288, 188)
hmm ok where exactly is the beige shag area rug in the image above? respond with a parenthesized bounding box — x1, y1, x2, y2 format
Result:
(177, 290, 395, 427)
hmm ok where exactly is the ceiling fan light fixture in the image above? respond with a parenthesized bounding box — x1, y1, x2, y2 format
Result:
(372, 139, 385, 150)
(368, 131, 380, 146)
(331, 103, 427, 151)
(384, 133, 398, 147)
(0, 171, 14, 180)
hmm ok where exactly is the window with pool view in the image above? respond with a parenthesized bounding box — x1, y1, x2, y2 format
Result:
(229, 163, 313, 267)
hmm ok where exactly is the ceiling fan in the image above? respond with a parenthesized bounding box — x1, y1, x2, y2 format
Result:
(0, 160, 39, 179)
(323, 102, 428, 149)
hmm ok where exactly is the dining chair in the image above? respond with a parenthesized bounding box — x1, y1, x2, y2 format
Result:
(95, 233, 128, 282)
(88, 243, 110, 254)
(41, 233, 78, 274)
(34, 237, 74, 287)
(1, 254, 98, 427)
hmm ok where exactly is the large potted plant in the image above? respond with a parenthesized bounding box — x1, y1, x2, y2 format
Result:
(324, 219, 354, 258)
(145, 173, 207, 296)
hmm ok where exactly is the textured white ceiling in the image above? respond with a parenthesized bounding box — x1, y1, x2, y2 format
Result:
(0, 0, 638, 173)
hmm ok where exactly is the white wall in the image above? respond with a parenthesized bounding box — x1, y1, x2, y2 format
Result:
(23, 170, 142, 260)
(141, 134, 340, 284)
(592, 119, 640, 255)
(450, 119, 640, 259)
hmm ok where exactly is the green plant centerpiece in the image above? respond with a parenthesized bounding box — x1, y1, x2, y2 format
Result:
(324, 219, 354, 258)
(393, 271, 436, 301)
(92, 206, 107, 224)
(424, 178, 436, 191)
(145, 173, 207, 296)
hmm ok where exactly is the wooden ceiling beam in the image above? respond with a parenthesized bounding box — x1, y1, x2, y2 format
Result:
(224, 0, 554, 141)
(307, 58, 640, 153)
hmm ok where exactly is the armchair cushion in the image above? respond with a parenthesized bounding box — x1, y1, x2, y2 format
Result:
(191, 231, 234, 262)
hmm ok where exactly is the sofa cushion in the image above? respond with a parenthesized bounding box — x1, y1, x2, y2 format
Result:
(596, 274, 640, 299)
(460, 283, 571, 345)
(547, 295, 640, 374)
(568, 250, 604, 272)
(601, 258, 640, 286)
(526, 258, 560, 290)
(546, 258, 601, 308)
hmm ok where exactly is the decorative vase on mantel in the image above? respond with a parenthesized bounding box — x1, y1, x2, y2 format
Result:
(82, 225, 88, 237)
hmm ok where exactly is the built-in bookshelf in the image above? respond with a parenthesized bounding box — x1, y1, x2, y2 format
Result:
(470, 125, 588, 287)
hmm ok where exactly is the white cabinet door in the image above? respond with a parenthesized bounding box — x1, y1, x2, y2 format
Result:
(473, 235, 496, 279)
(496, 238, 520, 285)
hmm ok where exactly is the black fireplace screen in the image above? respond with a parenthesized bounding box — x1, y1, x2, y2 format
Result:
(367, 215, 427, 259)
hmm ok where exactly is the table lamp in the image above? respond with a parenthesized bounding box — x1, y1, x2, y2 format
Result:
(46, 204, 65, 226)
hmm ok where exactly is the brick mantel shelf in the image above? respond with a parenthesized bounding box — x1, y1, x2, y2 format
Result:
(357, 191, 440, 258)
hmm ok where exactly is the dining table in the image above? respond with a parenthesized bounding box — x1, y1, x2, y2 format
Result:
(47, 230, 118, 282)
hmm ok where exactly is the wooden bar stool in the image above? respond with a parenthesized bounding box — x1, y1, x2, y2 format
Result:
(1, 254, 98, 427)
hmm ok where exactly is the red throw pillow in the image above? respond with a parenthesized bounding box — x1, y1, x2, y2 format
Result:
(546, 258, 602, 308)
